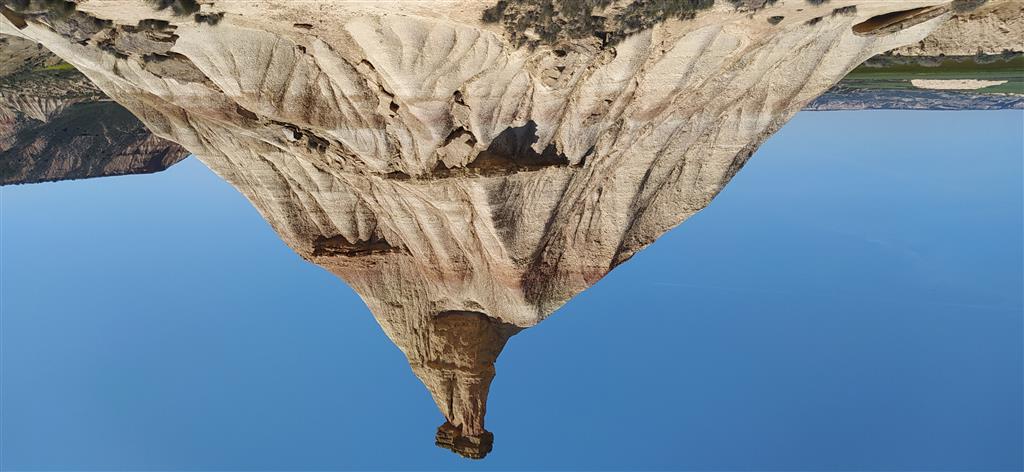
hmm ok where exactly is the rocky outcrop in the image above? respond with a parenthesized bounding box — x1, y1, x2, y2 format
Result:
(889, 0, 1024, 56)
(0, 0, 971, 458)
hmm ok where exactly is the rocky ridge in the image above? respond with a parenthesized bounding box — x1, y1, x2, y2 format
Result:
(890, 0, 1023, 56)
(0, 0, 984, 458)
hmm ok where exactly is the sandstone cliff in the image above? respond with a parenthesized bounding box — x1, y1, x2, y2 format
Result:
(890, 0, 1024, 56)
(0, 0, 974, 458)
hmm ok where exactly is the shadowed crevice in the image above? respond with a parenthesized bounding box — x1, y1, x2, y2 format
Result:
(311, 234, 403, 257)
(853, 6, 948, 36)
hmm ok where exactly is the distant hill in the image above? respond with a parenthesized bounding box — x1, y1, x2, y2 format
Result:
(0, 35, 188, 185)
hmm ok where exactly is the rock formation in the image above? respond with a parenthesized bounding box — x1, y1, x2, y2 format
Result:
(890, 0, 1023, 56)
(0, 34, 187, 184)
(0, 0, 980, 458)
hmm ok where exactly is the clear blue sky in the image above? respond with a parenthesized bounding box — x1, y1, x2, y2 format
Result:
(1, 110, 1022, 470)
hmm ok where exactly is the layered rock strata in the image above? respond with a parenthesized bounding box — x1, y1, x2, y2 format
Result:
(0, 0, 973, 458)
(890, 0, 1024, 56)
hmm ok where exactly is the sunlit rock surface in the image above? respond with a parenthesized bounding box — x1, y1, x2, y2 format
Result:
(0, 0, 975, 458)
(890, 0, 1023, 56)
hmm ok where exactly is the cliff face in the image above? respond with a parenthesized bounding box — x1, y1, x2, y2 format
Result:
(1, 0, 965, 458)
(890, 0, 1024, 56)
(0, 34, 188, 185)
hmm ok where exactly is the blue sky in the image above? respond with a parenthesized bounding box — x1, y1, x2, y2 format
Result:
(1, 110, 1021, 470)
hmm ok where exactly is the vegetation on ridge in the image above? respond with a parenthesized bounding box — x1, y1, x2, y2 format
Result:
(481, 0, 715, 47)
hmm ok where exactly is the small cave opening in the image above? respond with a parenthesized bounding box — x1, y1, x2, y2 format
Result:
(312, 234, 399, 257)
(466, 121, 572, 172)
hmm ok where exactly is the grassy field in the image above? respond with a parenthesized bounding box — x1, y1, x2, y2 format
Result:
(36, 62, 77, 72)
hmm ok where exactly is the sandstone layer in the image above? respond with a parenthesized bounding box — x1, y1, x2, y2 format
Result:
(0, 0, 976, 458)
(890, 0, 1024, 56)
